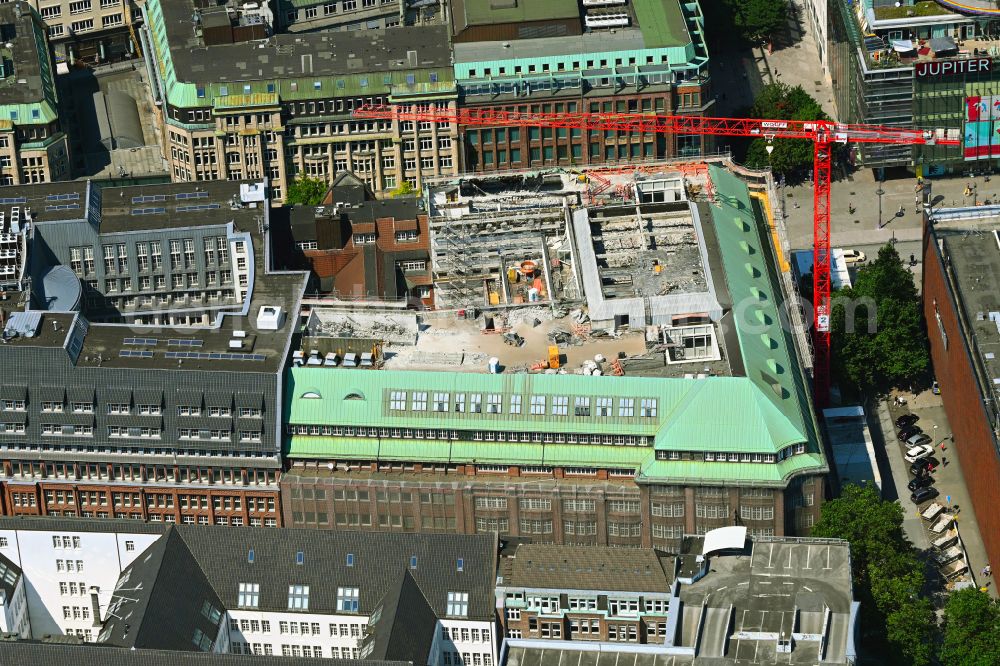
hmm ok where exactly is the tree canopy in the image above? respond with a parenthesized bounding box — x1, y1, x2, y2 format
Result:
(830, 243, 929, 395)
(811, 484, 934, 665)
(285, 176, 328, 206)
(941, 589, 1000, 665)
(389, 181, 418, 198)
(744, 83, 827, 177)
(704, 0, 787, 47)
(729, 0, 788, 45)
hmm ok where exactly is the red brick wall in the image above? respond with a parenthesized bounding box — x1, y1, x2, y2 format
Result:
(923, 228, 1000, 567)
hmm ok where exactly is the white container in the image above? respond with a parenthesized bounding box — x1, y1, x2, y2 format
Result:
(488, 357, 500, 374)
(594, 354, 605, 363)
(593, 369, 603, 376)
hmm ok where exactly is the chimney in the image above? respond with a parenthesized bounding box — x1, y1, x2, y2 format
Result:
(89, 586, 102, 626)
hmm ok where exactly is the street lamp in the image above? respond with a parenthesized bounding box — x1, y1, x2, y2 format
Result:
(876, 187, 885, 227)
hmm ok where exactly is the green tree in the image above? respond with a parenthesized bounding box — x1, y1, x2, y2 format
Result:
(285, 176, 328, 206)
(942, 589, 1000, 666)
(811, 484, 934, 665)
(730, 0, 788, 45)
(389, 181, 418, 198)
(704, 0, 787, 48)
(744, 84, 827, 177)
(830, 243, 929, 395)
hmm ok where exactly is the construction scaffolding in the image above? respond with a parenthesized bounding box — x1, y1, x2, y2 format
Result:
(428, 179, 577, 309)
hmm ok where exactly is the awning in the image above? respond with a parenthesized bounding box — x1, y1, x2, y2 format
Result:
(236, 417, 263, 430)
(204, 392, 233, 408)
(133, 389, 164, 405)
(173, 389, 203, 406)
(0, 386, 26, 401)
(702, 526, 747, 556)
(34, 386, 65, 402)
(67, 387, 95, 403)
(391, 218, 418, 232)
(106, 414, 148, 428)
(891, 39, 915, 53)
(174, 416, 221, 430)
(930, 37, 957, 53)
(235, 392, 263, 409)
(104, 387, 132, 404)
(59, 413, 96, 427)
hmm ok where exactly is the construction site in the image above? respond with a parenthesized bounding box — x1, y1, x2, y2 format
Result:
(291, 159, 781, 380)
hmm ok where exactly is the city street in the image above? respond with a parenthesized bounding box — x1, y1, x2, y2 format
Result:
(780, 169, 1000, 254)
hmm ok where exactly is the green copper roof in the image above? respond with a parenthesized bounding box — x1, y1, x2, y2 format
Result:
(284, 166, 828, 486)
(633, 0, 691, 49)
(708, 164, 818, 446)
(638, 453, 827, 485)
(460, 0, 580, 25)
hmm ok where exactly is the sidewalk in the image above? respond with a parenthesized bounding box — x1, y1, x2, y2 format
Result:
(885, 391, 995, 597)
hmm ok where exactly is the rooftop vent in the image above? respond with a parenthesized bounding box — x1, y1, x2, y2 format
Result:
(3, 311, 40, 338)
(256, 305, 284, 331)
(240, 182, 266, 203)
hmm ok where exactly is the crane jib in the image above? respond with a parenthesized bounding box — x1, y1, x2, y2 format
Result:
(350, 102, 959, 408)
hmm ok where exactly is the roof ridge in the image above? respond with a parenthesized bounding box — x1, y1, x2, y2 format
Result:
(127, 528, 179, 648)
(171, 527, 228, 601)
(750, 382, 807, 449)
(655, 380, 707, 440)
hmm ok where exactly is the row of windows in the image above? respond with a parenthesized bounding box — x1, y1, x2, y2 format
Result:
(442, 652, 493, 666)
(290, 424, 649, 447)
(2, 401, 258, 417)
(387, 391, 657, 418)
(239, 584, 470, 617)
(440, 627, 492, 643)
(8, 461, 277, 486)
(656, 450, 781, 464)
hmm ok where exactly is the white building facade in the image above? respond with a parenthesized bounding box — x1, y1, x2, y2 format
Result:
(0, 519, 161, 640)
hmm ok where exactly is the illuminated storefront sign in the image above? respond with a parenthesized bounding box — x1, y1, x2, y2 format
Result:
(916, 58, 991, 78)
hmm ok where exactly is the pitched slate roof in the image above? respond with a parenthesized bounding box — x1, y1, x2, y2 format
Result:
(101, 529, 225, 652)
(0, 641, 410, 666)
(0, 550, 21, 602)
(0, 516, 165, 535)
(101, 525, 496, 648)
(361, 570, 439, 663)
(171, 526, 495, 620)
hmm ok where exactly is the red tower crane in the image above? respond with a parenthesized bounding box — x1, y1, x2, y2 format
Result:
(354, 104, 959, 406)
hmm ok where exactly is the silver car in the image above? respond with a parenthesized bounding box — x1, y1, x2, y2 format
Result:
(906, 433, 932, 448)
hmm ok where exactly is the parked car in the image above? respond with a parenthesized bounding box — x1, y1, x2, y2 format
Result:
(908, 476, 935, 492)
(842, 249, 867, 265)
(911, 457, 940, 475)
(895, 414, 919, 429)
(906, 433, 932, 447)
(898, 426, 923, 442)
(911, 486, 940, 504)
(904, 444, 936, 463)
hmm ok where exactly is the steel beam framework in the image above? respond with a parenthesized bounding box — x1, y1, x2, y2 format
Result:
(354, 104, 960, 406)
